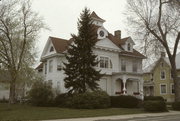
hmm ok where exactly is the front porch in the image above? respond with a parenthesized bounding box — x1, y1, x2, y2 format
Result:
(112, 75, 144, 100)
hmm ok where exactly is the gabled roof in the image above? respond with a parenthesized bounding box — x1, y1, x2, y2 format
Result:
(50, 36, 70, 53)
(44, 27, 145, 59)
(120, 49, 146, 59)
(90, 11, 105, 22)
(143, 52, 180, 73)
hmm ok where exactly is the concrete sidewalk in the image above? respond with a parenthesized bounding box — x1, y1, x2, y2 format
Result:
(43, 111, 180, 121)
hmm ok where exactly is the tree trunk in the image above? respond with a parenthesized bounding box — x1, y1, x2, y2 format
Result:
(9, 80, 16, 104)
(9, 70, 17, 104)
(170, 58, 180, 102)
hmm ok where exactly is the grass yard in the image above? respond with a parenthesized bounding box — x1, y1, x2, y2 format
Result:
(0, 103, 146, 121)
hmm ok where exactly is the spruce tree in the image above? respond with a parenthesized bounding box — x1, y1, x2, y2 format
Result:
(63, 8, 102, 94)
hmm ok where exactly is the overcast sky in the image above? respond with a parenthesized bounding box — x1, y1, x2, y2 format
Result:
(32, 0, 128, 60)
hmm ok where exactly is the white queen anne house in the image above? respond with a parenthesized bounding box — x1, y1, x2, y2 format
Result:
(36, 12, 146, 99)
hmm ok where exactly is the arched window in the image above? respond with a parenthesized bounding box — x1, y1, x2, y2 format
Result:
(127, 43, 131, 51)
(50, 46, 54, 52)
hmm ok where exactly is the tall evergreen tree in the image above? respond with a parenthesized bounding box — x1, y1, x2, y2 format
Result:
(63, 8, 102, 94)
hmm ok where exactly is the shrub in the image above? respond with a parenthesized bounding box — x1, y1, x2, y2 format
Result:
(144, 96, 165, 101)
(69, 91, 110, 109)
(54, 93, 69, 107)
(172, 102, 180, 111)
(143, 101, 167, 112)
(28, 81, 54, 106)
(110, 95, 141, 108)
(0, 97, 8, 103)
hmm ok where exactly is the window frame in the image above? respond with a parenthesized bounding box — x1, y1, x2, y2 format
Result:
(99, 56, 112, 69)
(49, 60, 53, 73)
(160, 70, 166, 80)
(121, 59, 126, 71)
(160, 84, 167, 94)
(132, 61, 138, 72)
(50, 46, 54, 52)
(127, 43, 131, 51)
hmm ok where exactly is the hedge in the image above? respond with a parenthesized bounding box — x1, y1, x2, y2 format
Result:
(110, 95, 141, 108)
(172, 102, 180, 111)
(143, 101, 167, 112)
(144, 96, 165, 101)
(69, 91, 110, 109)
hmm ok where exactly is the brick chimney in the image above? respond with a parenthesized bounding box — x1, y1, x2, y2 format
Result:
(114, 30, 121, 39)
(161, 51, 166, 58)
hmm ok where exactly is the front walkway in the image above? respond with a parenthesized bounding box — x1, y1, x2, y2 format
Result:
(43, 111, 180, 121)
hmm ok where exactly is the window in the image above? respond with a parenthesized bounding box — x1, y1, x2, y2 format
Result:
(49, 60, 53, 72)
(50, 46, 54, 52)
(171, 84, 175, 94)
(161, 62, 164, 67)
(151, 73, 154, 81)
(100, 57, 109, 68)
(121, 59, 126, 71)
(133, 61, 138, 72)
(127, 43, 131, 51)
(45, 63, 47, 74)
(160, 84, 167, 94)
(160, 70, 166, 80)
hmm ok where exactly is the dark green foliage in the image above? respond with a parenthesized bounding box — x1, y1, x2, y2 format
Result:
(54, 93, 69, 107)
(68, 91, 110, 109)
(28, 81, 54, 106)
(0, 97, 8, 103)
(172, 102, 180, 110)
(144, 96, 165, 101)
(63, 8, 102, 94)
(143, 101, 167, 112)
(110, 95, 141, 108)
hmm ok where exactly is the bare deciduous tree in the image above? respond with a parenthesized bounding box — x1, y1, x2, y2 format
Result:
(0, 0, 46, 103)
(126, 0, 180, 101)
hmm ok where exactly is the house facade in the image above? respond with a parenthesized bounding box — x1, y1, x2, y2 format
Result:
(36, 12, 146, 99)
(143, 52, 180, 102)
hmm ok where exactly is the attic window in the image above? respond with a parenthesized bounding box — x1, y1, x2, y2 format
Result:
(50, 46, 54, 52)
(128, 43, 131, 51)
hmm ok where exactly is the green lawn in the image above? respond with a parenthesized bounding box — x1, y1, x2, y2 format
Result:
(0, 103, 146, 121)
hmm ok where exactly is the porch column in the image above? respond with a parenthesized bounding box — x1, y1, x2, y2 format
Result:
(122, 75, 127, 94)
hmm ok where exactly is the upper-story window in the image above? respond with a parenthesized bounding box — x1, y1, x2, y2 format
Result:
(49, 60, 53, 72)
(121, 59, 126, 71)
(133, 61, 138, 72)
(161, 62, 164, 67)
(50, 46, 54, 52)
(160, 70, 166, 80)
(99, 56, 112, 69)
(127, 43, 131, 51)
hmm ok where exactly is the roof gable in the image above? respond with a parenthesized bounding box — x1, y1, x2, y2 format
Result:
(143, 57, 170, 73)
(90, 11, 105, 22)
(95, 38, 121, 51)
(41, 36, 69, 58)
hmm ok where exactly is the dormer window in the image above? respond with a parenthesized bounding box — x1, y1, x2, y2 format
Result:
(127, 43, 131, 51)
(50, 46, 54, 52)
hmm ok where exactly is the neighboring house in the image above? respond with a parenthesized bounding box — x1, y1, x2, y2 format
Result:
(143, 52, 180, 102)
(0, 71, 10, 100)
(36, 11, 146, 99)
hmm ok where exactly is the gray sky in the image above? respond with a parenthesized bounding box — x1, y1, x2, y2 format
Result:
(32, 0, 128, 59)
